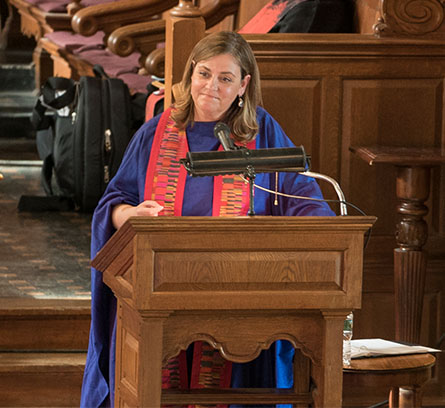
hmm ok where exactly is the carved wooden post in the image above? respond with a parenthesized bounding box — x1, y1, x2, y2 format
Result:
(394, 166, 430, 344)
(374, 0, 445, 37)
(349, 146, 445, 345)
(67, 0, 83, 16)
(33, 42, 53, 89)
(164, 0, 205, 108)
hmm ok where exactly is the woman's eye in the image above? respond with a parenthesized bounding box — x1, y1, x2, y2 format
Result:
(199, 71, 209, 78)
(221, 76, 233, 83)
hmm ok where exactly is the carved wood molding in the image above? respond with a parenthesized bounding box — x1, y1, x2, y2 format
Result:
(107, 20, 165, 59)
(163, 331, 321, 366)
(170, 0, 202, 18)
(72, 0, 177, 37)
(376, 0, 445, 36)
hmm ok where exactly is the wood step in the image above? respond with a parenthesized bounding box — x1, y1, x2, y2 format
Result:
(0, 298, 90, 350)
(0, 352, 86, 407)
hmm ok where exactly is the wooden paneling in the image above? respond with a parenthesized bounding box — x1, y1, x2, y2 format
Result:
(242, 34, 445, 404)
(261, 79, 321, 165)
(248, 34, 445, 240)
(341, 78, 443, 234)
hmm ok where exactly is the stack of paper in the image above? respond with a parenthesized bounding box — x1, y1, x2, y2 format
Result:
(351, 338, 441, 359)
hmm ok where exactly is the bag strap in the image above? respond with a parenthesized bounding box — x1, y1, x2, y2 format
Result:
(93, 64, 109, 79)
(31, 77, 76, 130)
(41, 153, 55, 196)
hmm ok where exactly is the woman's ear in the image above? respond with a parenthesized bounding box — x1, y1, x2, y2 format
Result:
(239, 74, 251, 96)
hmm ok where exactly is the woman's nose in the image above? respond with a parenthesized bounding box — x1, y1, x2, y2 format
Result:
(207, 76, 219, 90)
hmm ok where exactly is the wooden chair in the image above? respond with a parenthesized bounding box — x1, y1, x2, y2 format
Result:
(343, 353, 437, 407)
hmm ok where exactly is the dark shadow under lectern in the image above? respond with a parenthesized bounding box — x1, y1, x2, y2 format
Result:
(92, 216, 376, 407)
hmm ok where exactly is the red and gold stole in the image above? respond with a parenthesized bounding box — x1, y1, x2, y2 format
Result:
(144, 107, 255, 393)
(144, 107, 255, 217)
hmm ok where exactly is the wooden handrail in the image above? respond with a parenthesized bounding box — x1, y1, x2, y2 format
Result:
(107, 19, 166, 58)
(107, 0, 241, 77)
(71, 0, 178, 36)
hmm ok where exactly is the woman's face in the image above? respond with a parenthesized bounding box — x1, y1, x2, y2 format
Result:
(191, 53, 251, 122)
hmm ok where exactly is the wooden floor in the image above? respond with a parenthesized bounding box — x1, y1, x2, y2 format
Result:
(0, 158, 91, 406)
(0, 48, 91, 405)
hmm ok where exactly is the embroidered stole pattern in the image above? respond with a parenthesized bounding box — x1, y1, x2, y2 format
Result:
(144, 108, 254, 399)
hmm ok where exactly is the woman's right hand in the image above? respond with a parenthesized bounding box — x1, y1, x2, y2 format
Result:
(111, 200, 164, 229)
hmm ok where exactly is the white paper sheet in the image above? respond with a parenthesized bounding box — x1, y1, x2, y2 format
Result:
(351, 338, 441, 359)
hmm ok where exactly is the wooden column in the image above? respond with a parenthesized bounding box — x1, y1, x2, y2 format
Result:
(394, 165, 429, 344)
(33, 43, 53, 90)
(349, 146, 445, 344)
(164, 0, 205, 108)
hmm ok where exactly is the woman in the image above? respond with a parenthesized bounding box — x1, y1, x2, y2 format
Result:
(80, 31, 334, 407)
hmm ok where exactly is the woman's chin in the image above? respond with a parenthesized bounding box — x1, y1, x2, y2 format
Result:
(195, 108, 223, 122)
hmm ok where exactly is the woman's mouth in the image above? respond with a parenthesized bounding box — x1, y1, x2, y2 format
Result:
(201, 93, 219, 100)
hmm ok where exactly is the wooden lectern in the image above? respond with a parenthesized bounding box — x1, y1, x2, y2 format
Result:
(92, 216, 375, 407)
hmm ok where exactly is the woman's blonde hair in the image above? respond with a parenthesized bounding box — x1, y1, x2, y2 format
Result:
(171, 31, 262, 143)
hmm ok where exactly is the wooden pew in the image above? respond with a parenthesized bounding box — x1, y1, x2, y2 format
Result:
(106, 0, 240, 79)
(156, 1, 445, 406)
(8, 0, 177, 89)
(36, 0, 239, 94)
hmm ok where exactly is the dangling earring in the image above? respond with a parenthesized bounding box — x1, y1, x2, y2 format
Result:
(238, 95, 244, 108)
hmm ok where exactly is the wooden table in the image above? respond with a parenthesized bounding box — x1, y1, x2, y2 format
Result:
(344, 353, 436, 407)
(349, 146, 445, 344)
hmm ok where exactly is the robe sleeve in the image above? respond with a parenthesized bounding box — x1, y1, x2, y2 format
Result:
(81, 115, 159, 408)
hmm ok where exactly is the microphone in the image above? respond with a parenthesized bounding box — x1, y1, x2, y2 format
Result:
(214, 122, 235, 151)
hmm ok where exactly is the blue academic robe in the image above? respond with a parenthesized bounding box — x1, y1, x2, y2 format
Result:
(80, 106, 335, 407)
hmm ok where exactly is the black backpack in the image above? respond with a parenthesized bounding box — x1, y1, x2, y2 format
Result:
(20, 66, 145, 212)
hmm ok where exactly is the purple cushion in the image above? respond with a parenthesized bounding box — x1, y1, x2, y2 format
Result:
(74, 48, 140, 76)
(27, 0, 115, 13)
(118, 72, 152, 94)
(82, 0, 115, 6)
(38, 2, 69, 12)
(44, 29, 145, 90)
(28, 0, 70, 13)
(45, 30, 105, 52)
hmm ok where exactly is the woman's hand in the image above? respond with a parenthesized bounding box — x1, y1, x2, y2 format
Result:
(111, 200, 164, 229)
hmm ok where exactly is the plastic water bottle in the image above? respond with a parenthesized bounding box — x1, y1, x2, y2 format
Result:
(343, 312, 353, 366)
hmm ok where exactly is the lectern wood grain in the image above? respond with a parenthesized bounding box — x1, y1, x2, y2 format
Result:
(92, 216, 375, 407)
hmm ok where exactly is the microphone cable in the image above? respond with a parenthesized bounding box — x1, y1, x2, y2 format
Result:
(240, 175, 373, 249)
